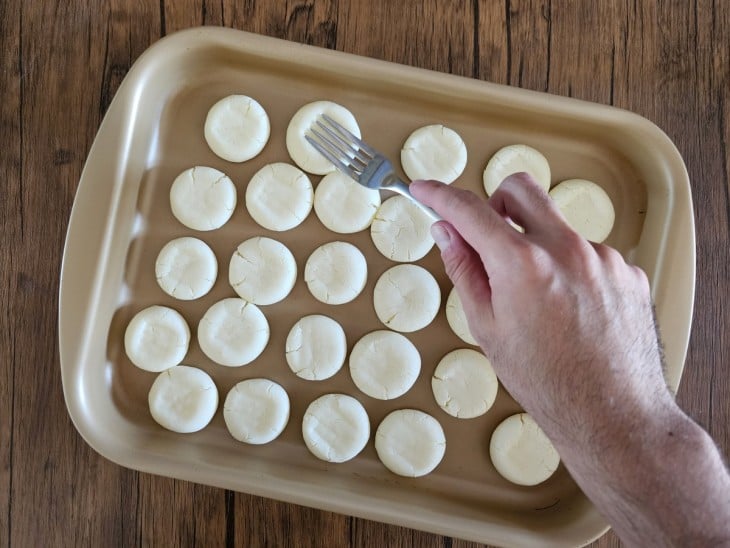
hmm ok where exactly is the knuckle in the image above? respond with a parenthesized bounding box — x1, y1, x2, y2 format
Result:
(442, 245, 478, 285)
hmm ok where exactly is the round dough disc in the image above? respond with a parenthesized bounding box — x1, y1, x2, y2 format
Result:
(302, 393, 370, 463)
(286, 100, 361, 175)
(370, 195, 435, 262)
(245, 162, 313, 231)
(304, 241, 368, 305)
(124, 305, 190, 372)
(483, 144, 551, 196)
(155, 237, 217, 300)
(349, 330, 420, 400)
(375, 409, 446, 477)
(204, 95, 270, 162)
(432, 349, 498, 419)
(373, 264, 440, 333)
(490, 413, 560, 486)
(197, 298, 270, 367)
(400, 124, 467, 184)
(314, 171, 381, 233)
(148, 365, 218, 433)
(286, 315, 347, 381)
(445, 287, 478, 345)
(549, 178, 615, 243)
(223, 378, 290, 444)
(229, 236, 297, 305)
(169, 166, 237, 231)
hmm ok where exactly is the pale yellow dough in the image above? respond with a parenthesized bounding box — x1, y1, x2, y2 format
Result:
(373, 264, 440, 333)
(489, 413, 560, 486)
(245, 162, 313, 231)
(155, 237, 217, 301)
(302, 393, 370, 463)
(304, 241, 367, 305)
(124, 305, 190, 373)
(197, 298, 269, 367)
(483, 144, 551, 196)
(400, 124, 467, 184)
(204, 95, 270, 162)
(286, 101, 361, 175)
(169, 166, 236, 231)
(370, 195, 435, 262)
(223, 379, 290, 445)
(286, 315, 347, 381)
(314, 171, 380, 233)
(228, 236, 297, 305)
(445, 287, 478, 345)
(431, 349, 498, 419)
(148, 365, 218, 433)
(349, 330, 420, 400)
(375, 409, 446, 477)
(549, 178, 615, 243)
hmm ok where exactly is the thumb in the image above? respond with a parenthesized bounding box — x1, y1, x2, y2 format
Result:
(431, 221, 494, 324)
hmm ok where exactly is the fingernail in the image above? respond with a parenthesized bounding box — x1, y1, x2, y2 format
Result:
(431, 223, 451, 251)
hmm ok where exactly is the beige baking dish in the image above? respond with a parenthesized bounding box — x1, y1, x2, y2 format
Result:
(59, 27, 695, 547)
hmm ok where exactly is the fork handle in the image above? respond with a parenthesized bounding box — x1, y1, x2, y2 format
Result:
(388, 179, 443, 223)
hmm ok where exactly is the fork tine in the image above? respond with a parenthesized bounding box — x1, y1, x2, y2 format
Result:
(320, 113, 377, 156)
(309, 125, 368, 172)
(315, 120, 372, 166)
(305, 133, 360, 181)
(308, 127, 357, 167)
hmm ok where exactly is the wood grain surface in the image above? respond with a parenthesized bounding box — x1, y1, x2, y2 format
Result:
(1, 1, 728, 546)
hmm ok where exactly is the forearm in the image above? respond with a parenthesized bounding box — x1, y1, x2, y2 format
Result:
(549, 403, 730, 547)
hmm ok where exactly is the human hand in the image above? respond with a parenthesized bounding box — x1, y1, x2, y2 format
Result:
(411, 175, 673, 447)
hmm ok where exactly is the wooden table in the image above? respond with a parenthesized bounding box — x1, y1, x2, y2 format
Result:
(1, 1, 728, 546)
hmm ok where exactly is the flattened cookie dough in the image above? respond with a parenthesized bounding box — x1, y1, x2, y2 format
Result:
(375, 409, 446, 477)
(286, 315, 347, 381)
(124, 305, 190, 372)
(549, 178, 615, 243)
(432, 349, 498, 419)
(373, 264, 440, 333)
(400, 124, 467, 184)
(490, 413, 560, 486)
(304, 241, 367, 305)
(204, 94, 270, 162)
(370, 195, 435, 262)
(169, 166, 236, 231)
(302, 393, 370, 463)
(229, 236, 297, 306)
(197, 298, 269, 367)
(286, 100, 361, 175)
(314, 171, 381, 233)
(148, 365, 218, 433)
(445, 287, 478, 345)
(483, 144, 551, 196)
(349, 330, 420, 400)
(155, 237, 217, 300)
(223, 378, 290, 444)
(245, 162, 313, 231)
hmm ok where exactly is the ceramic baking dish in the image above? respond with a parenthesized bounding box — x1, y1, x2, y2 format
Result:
(59, 27, 694, 547)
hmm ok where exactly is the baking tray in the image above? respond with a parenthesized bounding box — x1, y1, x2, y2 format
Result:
(59, 27, 695, 547)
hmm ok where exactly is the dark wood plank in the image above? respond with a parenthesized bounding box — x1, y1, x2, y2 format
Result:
(232, 493, 349, 547)
(672, 0, 730, 467)
(0, 0, 21, 545)
(337, 0, 475, 77)
(138, 477, 227, 546)
(4, 1, 158, 547)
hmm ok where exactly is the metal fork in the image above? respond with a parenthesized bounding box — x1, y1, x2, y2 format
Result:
(305, 114, 442, 222)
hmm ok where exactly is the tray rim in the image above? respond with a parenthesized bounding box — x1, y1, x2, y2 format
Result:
(59, 26, 695, 547)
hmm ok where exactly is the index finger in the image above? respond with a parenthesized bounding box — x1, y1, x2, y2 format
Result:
(410, 180, 515, 264)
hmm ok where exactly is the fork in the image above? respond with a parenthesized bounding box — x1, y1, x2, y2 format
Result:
(305, 114, 442, 222)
